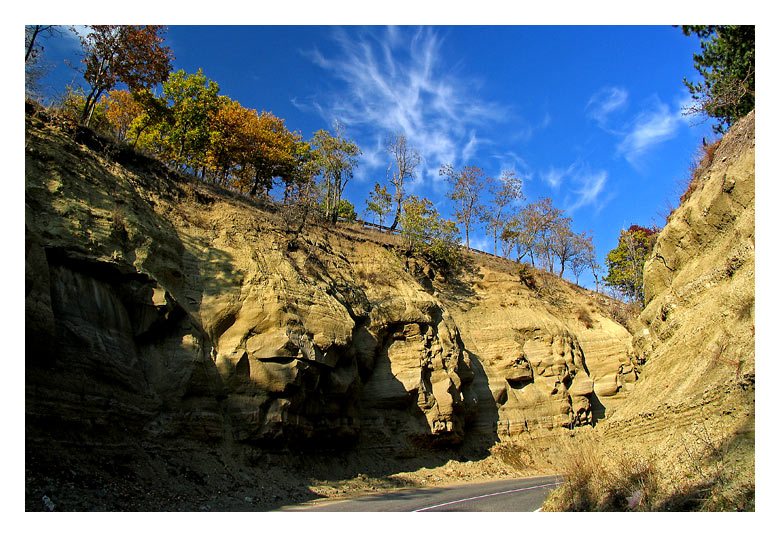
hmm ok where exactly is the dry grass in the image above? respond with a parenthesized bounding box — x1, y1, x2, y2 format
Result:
(541, 420, 754, 512)
(680, 139, 722, 205)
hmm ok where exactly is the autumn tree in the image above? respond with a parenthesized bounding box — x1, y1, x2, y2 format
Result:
(548, 220, 583, 278)
(202, 95, 254, 185)
(681, 25, 755, 134)
(365, 182, 392, 227)
(551, 228, 596, 283)
(566, 233, 598, 288)
(100, 89, 144, 142)
(385, 133, 422, 231)
(604, 225, 659, 304)
(503, 197, 565, 267)
(246, 111, 303, 197)
(440, 164, 488, 249)
(568, 249, 589, 287)
(126, 89, 171, 150)
(482, 169, 524, 255)
(75, 25, 173, 127)
(311, 123, 361, 224)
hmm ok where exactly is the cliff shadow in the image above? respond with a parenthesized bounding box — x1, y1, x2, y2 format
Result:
(588, 392, 607, 425)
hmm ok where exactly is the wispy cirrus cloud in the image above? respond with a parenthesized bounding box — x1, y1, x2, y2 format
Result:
(586, 86, 628, 131)
(617, 99, 684, 165)
(567, 169, 609, 212)
(296, 26, 509, 186)
(542, 160, 611, 213)
(586, 87, 689, 168)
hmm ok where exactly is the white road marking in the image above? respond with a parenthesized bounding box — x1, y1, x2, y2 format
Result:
(412, 481, 563, 512)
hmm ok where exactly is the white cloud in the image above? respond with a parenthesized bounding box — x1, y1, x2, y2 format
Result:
(542, 160, 611, 213)
(586, 86, 628, 130)
(617, 100, 683, 165)
(300, 26, 509, 185)
(567, 169, 609, 212)
(541, 164, 572, 189)
(586, 89, 690, 167)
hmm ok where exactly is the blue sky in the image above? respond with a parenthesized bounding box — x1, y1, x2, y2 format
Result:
(33, 23, 720, 289)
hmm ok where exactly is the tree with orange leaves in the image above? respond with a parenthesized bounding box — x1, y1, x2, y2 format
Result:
(76, 25, 173, 127)
(246, 111, 303, 197)
(205, 96, 257, 185)
(100, 89, 143, 142)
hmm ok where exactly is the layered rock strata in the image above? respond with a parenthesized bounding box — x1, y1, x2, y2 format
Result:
(25, 110, 634, 456)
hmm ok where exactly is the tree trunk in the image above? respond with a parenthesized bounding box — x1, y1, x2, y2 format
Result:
(25, 26, 42, 62)
(389, 199, 402, 231)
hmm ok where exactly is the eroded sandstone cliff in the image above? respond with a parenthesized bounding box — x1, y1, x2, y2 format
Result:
(25, 106, 636, 509)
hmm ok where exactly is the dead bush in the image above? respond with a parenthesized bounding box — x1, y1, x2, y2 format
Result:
(680, 139, 722, 204)
(545, 438, 661, 512)
(516, 262, 536, 290)
(577, 308, 595, 329)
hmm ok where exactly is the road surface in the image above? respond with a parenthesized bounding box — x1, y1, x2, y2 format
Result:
(278, 475, 563, 512)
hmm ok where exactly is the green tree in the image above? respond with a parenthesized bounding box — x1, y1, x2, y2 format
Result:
(127, 88, 171, 150)
(681, 25, 755, 134)
(58, 85, 111, 133)
(604, 225, 658, 304)
(311, 123, 361, 224)
(160, 68, 221, 172)
(281, 139, 318, 205)
(336, 199, 358, 222)
(400, 195, 461, 267)
(365, 182, 393, 227)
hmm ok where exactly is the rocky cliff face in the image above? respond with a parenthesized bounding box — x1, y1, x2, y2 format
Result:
(619, 111, 755, 420)
(590, 112, 756, 507)
(25, 109, 636, 507)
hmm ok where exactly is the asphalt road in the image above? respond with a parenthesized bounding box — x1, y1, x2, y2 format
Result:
(278, 475, 563, 512)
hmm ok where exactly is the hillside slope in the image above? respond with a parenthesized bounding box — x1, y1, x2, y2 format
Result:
(24, 106, 634, 510)
(544, 111, 755, 511)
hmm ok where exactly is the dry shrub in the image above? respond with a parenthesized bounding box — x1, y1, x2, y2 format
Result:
(546, 437, 606, 511)
(544, 418, 754, 512)
(110, 208, 129, 244)
(600, 452, 660, 511)
(606, 300, 640, 330)
(680, 139, 722, 204)
(577, 308, 595, 329)
(516, 262, 536, 290)
(659, 421, 754, 511)
(544, 436, 661, 512)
